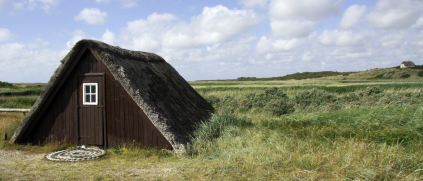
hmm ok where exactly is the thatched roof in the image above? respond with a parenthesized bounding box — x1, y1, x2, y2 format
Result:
(10, 39, 214, 150)
(401, 61, 416, 67)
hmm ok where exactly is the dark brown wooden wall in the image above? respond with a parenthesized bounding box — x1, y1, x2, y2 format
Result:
(26, 47, 172, 149)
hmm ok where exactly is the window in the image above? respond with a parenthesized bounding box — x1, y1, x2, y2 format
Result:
(83, 83, 98, 105)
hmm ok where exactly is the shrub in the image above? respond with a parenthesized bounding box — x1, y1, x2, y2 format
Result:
(0, 81, 13, 88)
(341, 92, 360, 102)
(417, 71, 423, 77)
(192, 112, 252, 141)
(363, 86, 382, 96)
(400, 74, 411, 78)
(294, 88, 337, 107)
(204, 95, 220, 106)
(264, 99, 295, 116)
(237, 87, 295, 115)
(368, 74, 384, 80)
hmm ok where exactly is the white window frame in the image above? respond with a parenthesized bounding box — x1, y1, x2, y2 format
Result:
(83, 83, 98, 105)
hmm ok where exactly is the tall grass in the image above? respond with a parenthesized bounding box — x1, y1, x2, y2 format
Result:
(184, 85, 423, 179)
(187, 105, 423, 180)
(0, 97, 38, 108)
(195, 83, 423, 94)
(0, 89, 43, 96)
(202, 86, 423, 115)
(0, 113, 22, 147)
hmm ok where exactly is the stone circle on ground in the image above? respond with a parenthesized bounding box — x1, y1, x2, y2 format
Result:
(45, 145, 106, 162)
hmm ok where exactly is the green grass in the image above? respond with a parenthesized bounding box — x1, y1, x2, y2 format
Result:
(0, 97, 38, 108)
(401, 74, 411, 78)
(195, 83, 423, 94)
(0, 83, 44, 97)
(368, 73, 384, 80)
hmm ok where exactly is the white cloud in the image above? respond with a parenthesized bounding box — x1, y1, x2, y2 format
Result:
(120, 13, 176, 52)
(339, 5, 366, 29)
(12, 0, 60, 13)
(269, 0, 339, 21)
(268, 0, 340, 38)
(0, 42, 63, 83)
(410, 31, 423, 47)
(318, 29, 371, 47)
(101, 29, 115, 45)
(75, 8, 107, 25)
(118, 0, 139, 8)
(0, 28, 12, 41)
(256, 36, 302, 54)
(162, 5, 262, 48)
(0, 0, 9, 9)
(66, 30, 86, 48)
(239, 0, 269, 8)
(95, 0, 111, 3)
(367, 0, 423, 29)
(270, 20, 316, 38)
(120, 5, 262, 51)
(379, 32, 407, 48)
(412, 16, 423, 28)
(27, 38, 49, 49)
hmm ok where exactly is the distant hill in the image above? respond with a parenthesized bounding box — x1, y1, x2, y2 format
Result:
(328, 65, 423, 80)
(236, 65, 423, 81)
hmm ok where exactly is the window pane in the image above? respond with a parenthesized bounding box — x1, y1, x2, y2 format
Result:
(85, 95, 90, 102)
(91, 85, 96, 93)
(91, 95, 96, 103)
(85, 86, 90, 93)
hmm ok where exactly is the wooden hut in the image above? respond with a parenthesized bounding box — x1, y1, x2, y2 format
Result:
(10, 39, 213, 150)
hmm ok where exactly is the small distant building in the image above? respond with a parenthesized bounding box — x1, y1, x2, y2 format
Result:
(400, 61, 416, 68)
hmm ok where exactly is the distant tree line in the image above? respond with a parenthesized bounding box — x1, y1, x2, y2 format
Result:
(0, 81, 13, 88)
(237, 71, 354, 81)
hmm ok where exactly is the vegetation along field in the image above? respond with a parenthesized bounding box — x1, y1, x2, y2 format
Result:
(1, 68, 423, 180)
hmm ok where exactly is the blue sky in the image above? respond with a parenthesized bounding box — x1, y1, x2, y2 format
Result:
(1, 0, 422, 83)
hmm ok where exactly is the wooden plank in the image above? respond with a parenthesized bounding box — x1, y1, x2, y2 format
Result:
(124, 93, 129, 144)
(115, 80, 121, 145)
(133, 103, 138, 143)
(0, 109, 31, 112)
(141, 109, 145, 145)
(120, 87, 125, 144)
(153, 133, 158, 148)
(143, 122, 148, 146)
(107, 74, 114, 147)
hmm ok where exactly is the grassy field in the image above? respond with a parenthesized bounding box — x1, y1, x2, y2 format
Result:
(1, 78, 423, 180)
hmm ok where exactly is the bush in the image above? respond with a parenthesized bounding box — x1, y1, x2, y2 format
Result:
(264, 99, 295, 116)
(204, 95, 220, 106)
(0, 81, 13, 88)
(368, 74, 384, 80)
(363, 86, 382, 96)
(400, 74, 411, 78)
(295, 88, 337, 107)
(417, 71, 423, 77)
(341, 92, 360, 102)
(237, 87, 295, 115)
(192, 112, 252, 141)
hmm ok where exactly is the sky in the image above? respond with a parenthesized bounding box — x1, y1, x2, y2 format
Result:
(0, 0, 422, 83)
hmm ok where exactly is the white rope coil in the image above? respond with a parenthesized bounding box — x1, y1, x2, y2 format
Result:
(45, 146, 106, 162)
